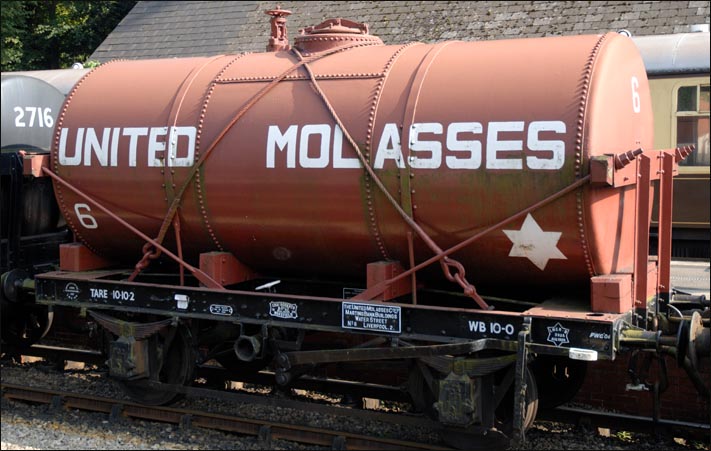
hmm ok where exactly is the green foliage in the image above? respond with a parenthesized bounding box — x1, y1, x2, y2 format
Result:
(1, 0, 136, 71)
(1, 1, 28, 69)
(614, 430, 633, 442)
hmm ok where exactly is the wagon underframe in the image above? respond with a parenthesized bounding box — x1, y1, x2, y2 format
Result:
(35, 269, 626, 361)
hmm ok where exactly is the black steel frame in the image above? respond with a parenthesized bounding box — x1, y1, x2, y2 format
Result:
(35, 269, 627, 360)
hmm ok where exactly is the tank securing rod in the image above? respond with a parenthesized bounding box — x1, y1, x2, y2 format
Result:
(293, 48, 489, 309)
(352, 175, 592, 303)
(150, 42, 380, 264)
(41, 167, 224, 290)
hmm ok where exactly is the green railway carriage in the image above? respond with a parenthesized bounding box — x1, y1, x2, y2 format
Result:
(634, 32, 710, 258)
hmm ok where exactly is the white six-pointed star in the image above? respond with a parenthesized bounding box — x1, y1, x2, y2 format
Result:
(502, 214, 567, 270)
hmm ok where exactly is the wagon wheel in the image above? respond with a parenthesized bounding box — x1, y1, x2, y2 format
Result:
(406, 359, 539, 431)
(495, 365, 539, 434)
(530, 355, 587, 409)
(0, 303, 52, 349)
(411, 361, 538, 450)
(119, 324, 196, 405)
(405, 360, 438, 416)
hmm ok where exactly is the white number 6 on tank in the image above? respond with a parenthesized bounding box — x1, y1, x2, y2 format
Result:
(74, 203, 98, 229)
(631, 76, 641, 113)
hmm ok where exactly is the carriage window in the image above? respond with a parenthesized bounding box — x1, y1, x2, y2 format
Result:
(700, 85, 710, 112)
(676, 84, 710, 167)
(677, 86, 697, 111)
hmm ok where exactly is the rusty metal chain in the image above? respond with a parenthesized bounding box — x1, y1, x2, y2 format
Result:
(128, 242, 162, 281)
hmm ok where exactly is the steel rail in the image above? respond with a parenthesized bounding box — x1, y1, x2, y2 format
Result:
(1, 344, 105, 366)
(1, 343, 409, 402)
(537, 405, 711, 435)
(1, 382, 450, 451)
(4, 348, 709, 444)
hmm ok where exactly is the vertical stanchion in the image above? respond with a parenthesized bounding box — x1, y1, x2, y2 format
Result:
(511, 317, 531, 448)
(656, 152, 674, 313)
(633, 155, 651, 329)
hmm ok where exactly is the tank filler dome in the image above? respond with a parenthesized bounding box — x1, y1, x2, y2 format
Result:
(294, 18, 383, 53)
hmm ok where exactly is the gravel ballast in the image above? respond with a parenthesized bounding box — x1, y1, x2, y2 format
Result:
(1, 360, 708, 450)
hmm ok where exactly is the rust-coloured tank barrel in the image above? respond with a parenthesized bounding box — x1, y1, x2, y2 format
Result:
(50, 22, 653, 294)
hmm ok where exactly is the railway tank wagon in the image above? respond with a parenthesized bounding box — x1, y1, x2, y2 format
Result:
(52, 24, 649, 292)
(1, 69, 89, 243)
(6, 10, 708, 448)
(1, 68, 89, 346)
